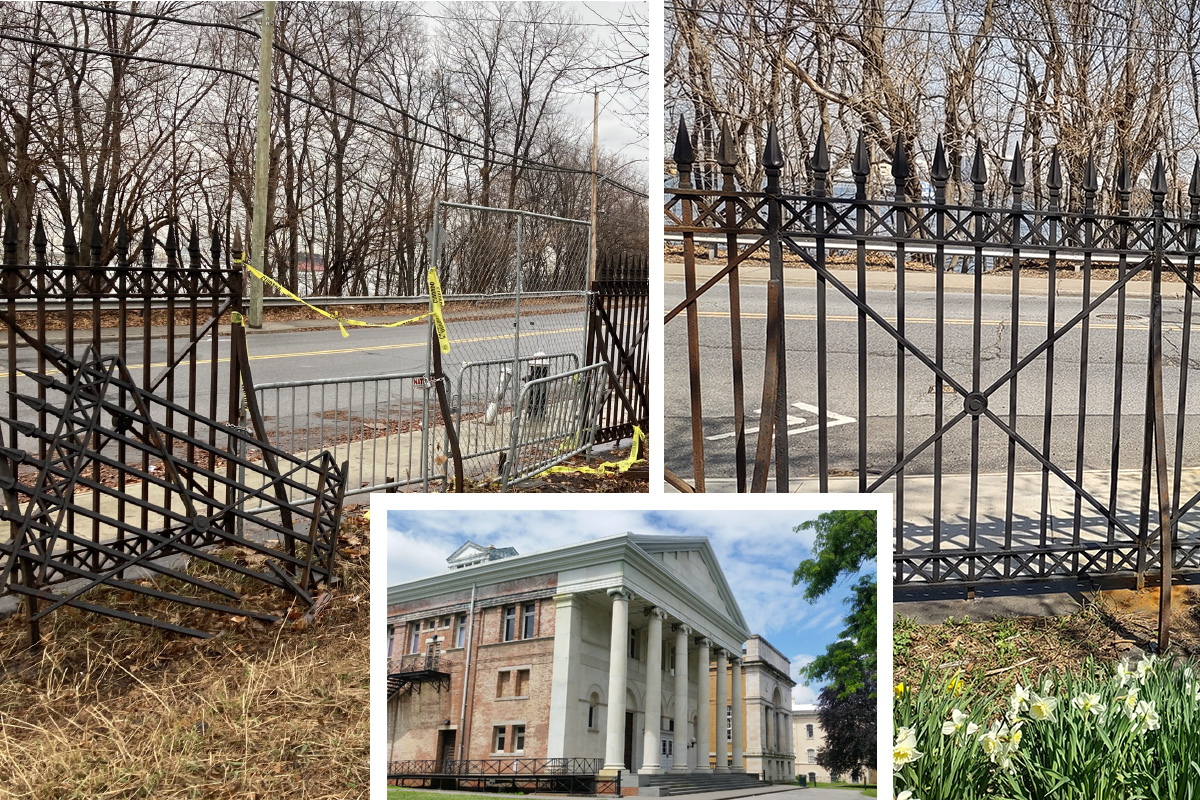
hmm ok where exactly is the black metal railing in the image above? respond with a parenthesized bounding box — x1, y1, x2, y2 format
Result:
(386, 757, 614, 795)
(665, 116, 1200, 647)
(388, 653, 449, 675)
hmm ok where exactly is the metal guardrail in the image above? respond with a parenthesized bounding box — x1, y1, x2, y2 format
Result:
(2, 289, 578, 312)
(501, 364, 609, 489)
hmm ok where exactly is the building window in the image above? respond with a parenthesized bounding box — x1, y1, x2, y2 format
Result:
(494, 726, 506, 753)
(513, 725, 526, 752)
(668, 644, 675, 672)
(588, 692, 600, 730)
(726, 706, 732, 741)
(387, 624, 394, 658)
(808, 772, 817, 784)
(522, 603, 536, 639)
(441, 616, 451, 628)
(503, 606, 517, 641)
(410, 624, 420, 653)
(806, 724, 814, 738)
(807, 748, 816, 764)
(629, 629, 638, 660)
(456, 613, 468, 648)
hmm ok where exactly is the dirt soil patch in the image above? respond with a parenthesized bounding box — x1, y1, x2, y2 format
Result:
(0, 506, 371, 800)
(895, 586, 1200, 704)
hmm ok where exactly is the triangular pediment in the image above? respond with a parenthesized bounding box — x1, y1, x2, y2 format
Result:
(627, 535, 747, 631)
(446, 540, 488, 565)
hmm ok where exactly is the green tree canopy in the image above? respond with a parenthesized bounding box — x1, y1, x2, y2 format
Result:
(792, 510, 877, 696)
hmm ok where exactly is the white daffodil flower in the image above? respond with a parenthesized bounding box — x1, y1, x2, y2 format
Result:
(1071, 692, 1106, 717)
(1115, 660, 1132, 688)
(1010, 682, 1031, 715)
(1028, 692, 1058, 722)
(941, 708, 979, 737)
(893, 731, 923, 772)
(1133, 699, 1161, 734)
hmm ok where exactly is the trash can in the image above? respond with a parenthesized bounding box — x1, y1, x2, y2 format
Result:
(796, 775, 806, 787)
(525, 352, 549, 418)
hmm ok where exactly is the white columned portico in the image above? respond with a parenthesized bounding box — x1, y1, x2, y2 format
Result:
(694, 637, 711, 773)
(671, 624, 691, 773)
(730, 656, 744, 772)
(713, 648, 728, 774)
(603, 587, 632, 773)
(640, 608, 667, 774)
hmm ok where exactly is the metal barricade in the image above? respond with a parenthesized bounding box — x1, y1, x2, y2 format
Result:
(245, 371, 428, 512)
(501, 363, 609, 489)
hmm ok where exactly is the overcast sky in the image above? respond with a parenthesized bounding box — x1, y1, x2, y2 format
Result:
(386, 509, 875, 708)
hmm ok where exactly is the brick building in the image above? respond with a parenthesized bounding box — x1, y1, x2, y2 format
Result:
(388, 532, 787, 792)
(791, 707, 876, 786)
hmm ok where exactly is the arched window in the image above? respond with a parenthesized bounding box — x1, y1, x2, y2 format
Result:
(588, 692, 600, 730)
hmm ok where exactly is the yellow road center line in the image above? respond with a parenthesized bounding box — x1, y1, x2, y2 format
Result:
(0, 326, 584, 381)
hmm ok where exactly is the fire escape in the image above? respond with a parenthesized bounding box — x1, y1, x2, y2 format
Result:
(388, 652, 452, 698)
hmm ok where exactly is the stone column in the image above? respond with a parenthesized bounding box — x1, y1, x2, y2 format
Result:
(713, 648, 728, 774)
(671, 624, 691, 773)
(602, 587, 632, 773)
(730, 657, 744, 772)
(694, 637, 711, 774)
(640, 608, 667, 774)
(546, 593, 583, 758)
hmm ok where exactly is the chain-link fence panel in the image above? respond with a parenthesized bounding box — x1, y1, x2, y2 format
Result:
(428, 201, 592, 484)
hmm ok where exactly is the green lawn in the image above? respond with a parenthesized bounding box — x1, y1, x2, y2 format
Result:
(816, 781, 877, 797)
(387, 791, 503, 800)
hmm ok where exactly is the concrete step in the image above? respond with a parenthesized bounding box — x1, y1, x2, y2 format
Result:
(635, 772, 768, 796)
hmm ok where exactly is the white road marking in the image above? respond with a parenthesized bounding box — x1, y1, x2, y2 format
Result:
(706, 401, 855, 441)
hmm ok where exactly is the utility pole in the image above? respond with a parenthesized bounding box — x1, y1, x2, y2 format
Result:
(588, 90, 599, 284)
(248, 0, 276, 329)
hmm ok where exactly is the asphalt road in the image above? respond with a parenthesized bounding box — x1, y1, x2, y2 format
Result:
(665, 279, 1200, 487)
(0, 307, 586, 443)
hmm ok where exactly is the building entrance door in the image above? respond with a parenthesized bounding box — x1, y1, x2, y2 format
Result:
(437, 730, 456, 771)
(661, 733, 674, 771)
(623, 712, 634, 771)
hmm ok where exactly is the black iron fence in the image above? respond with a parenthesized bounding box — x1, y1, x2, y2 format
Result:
(588, 253, 650, 445)
(386, 757, 615, 794)
(665, 117, 1200, 646)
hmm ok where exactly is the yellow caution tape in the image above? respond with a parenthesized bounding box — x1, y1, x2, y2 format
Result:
(428, 267, 445, 308)
(539, 426, 646, 478)
(246, 264, 428, 338)
(431, 304, 451, 354)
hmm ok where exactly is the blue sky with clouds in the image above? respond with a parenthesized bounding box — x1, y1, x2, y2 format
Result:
(386, 508, 876, 708)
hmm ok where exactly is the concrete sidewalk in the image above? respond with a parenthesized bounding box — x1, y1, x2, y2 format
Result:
(665, 260, 1176, 299)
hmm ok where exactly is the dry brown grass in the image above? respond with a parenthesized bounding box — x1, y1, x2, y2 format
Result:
(0, 508, 371, 800)
(894, 586, 1200, 704)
